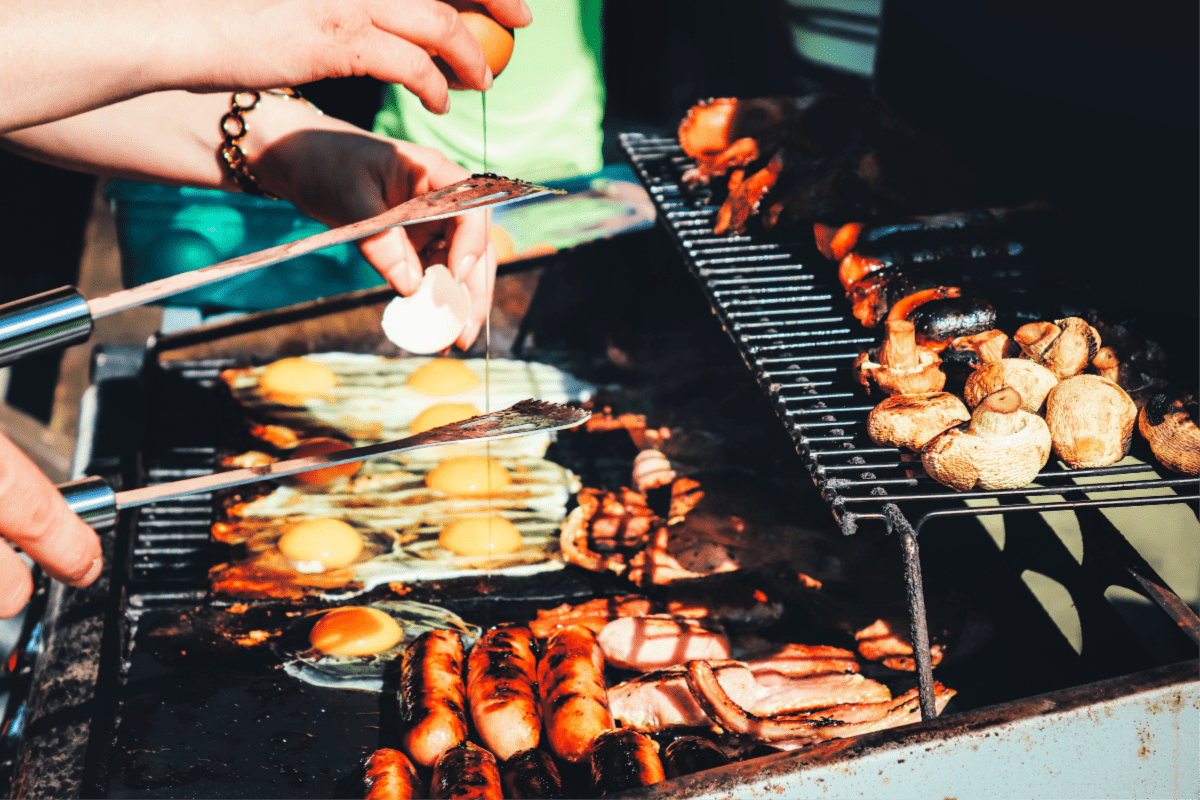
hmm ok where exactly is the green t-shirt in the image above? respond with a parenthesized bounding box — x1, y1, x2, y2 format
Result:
(374, 0, 604, 183)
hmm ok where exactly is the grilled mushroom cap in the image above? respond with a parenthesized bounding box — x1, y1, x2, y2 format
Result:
(963, 358, 1059, 414)
(1139, 389, 1200, 475)
(948, 329, 1017, 365)
(1014, 317, 1101, 379)
(922, 387, 1052, 491)
(1045, 375, 1137, 468)
(867, 393, 971, 452)
(853, 320, 946, 396)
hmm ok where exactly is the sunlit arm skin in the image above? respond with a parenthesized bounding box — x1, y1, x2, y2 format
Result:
(2, 90, 497, 347)
(0, 0, 531, 133)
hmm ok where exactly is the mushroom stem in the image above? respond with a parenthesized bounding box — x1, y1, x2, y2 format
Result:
(880, 320, 920, 370)
(969, 388, 1025, 438)
(1014, 322, 1060, 359)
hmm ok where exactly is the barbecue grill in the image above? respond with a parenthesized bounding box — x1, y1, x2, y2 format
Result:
(2, 131, 1197, 799)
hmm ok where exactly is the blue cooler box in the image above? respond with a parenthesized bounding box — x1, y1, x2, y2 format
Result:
(105, 181, 385, 311)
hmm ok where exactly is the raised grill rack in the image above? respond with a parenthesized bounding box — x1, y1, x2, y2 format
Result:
(619, 131, 1200, 717)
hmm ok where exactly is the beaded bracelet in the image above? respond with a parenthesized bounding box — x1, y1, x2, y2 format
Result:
(219, 88, 322, 199)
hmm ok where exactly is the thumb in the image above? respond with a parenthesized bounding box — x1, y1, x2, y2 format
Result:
(358, 227, 424, 296)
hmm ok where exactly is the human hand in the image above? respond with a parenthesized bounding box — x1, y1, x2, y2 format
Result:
(0, 0, 532, 132)
(0, 434, 103, 618)
(252, 105, 496, 350)
(176, 0, 532, 113)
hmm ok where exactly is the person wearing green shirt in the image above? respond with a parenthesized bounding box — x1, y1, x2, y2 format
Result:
(375, 0, 605, 184)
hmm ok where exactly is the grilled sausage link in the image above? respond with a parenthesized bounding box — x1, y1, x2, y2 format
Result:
(398, 629, 468, 768)
(662, 736, 730, 779)
(430, 742, 502, 800)
(537, 625, 614, 763)
(361, 748, 423, 800)
(500, 748, 565, 799)
(587, 729, 666, 796)
(466, 624, 541, 761)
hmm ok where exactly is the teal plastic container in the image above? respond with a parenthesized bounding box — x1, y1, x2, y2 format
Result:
(105, 181, 384, 311)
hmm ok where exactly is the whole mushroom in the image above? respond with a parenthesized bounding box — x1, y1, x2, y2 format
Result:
(1014, 317, 1101, 379)
(1044, 375, 1137, 468)
(963, 358, 1059, 414)
(1138, 388, 1199, 475)
(867, 393, 971, 452)
(922, 387, 1052, 491)
(854, 320, 946, 397)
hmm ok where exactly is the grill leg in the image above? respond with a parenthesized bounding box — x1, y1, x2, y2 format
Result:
(886, 504, 937, 719)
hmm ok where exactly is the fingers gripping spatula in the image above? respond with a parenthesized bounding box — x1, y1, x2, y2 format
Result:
(0, 175, 558, 367)
(57, 400, 589, 530)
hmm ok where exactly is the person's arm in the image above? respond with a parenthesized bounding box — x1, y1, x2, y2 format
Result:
(2, 89, 496, 346)
(0, 0, 531, 133)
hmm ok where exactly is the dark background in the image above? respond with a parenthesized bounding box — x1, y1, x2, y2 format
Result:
(3, 0, 1196, 420)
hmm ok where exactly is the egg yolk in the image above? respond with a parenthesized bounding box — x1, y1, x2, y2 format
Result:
(410, 403, 480, 434)
(278, 518, 364, 570)
(259, 357, 337, 403)
(285, 437, 359, 486)
(439, 516, 523, 557)
(406, 359, 480, 395)
(426, 456, 512, 495)
(309, 607, 404, 656)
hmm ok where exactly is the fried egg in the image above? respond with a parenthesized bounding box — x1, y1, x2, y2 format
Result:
(425, 456, 511, 495)
(439, 516, 523, 557)
(410, 403, 481, 434)
(212, 456, 577, 600)
(258, 357, 337, 404)
(221, 354, 594, 455)
(309, 606, 404, 656)
(284, 437, 359, 486)
(277, 601, 479, 691)
(277, 518, 364, 571)
(407, 358, 481, 395)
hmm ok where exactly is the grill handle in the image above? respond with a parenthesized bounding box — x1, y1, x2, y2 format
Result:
(0, 286, 93, 368)
(58, 476, 118, 530)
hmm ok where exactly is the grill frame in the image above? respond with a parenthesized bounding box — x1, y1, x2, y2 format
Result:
(619, 131, 1200, 717)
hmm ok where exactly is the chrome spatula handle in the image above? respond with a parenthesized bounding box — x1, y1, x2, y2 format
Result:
(0, 286, 93, 368)
(58, 476, 119, 530)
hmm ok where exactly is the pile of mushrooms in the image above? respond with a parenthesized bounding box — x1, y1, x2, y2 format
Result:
(855, 308, 1188, 490)
(922, 387, 1052, 490)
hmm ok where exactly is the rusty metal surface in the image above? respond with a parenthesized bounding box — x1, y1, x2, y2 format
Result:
(623, 659, 1199, 799)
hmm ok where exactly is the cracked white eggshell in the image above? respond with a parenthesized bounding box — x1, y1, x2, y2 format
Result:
(381, 265, 471, 354)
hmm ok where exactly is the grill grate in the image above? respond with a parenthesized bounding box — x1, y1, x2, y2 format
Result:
(620, 131, 1200, 716)
(127, 361, 232, 606)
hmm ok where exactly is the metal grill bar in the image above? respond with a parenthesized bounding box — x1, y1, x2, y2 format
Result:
(620, 130, 1200, 723)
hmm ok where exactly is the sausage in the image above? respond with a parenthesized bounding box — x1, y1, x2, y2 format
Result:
(398, 629, 468, 768)
(500, 749, 565, 799)
(430, 742, 502, 800)
(662, 736, 730, 779)
(466, 623, 541, 760)
(537, 625, 614, 763)
(361, 748, 424, 800)
(587, 729, 666, 796)
(597, 616, 731, 671)
(907, 296, 997, 349)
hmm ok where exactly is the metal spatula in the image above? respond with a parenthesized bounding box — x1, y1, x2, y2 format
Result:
(57, 399, 589, 530)
(0, 174, 558, 367)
